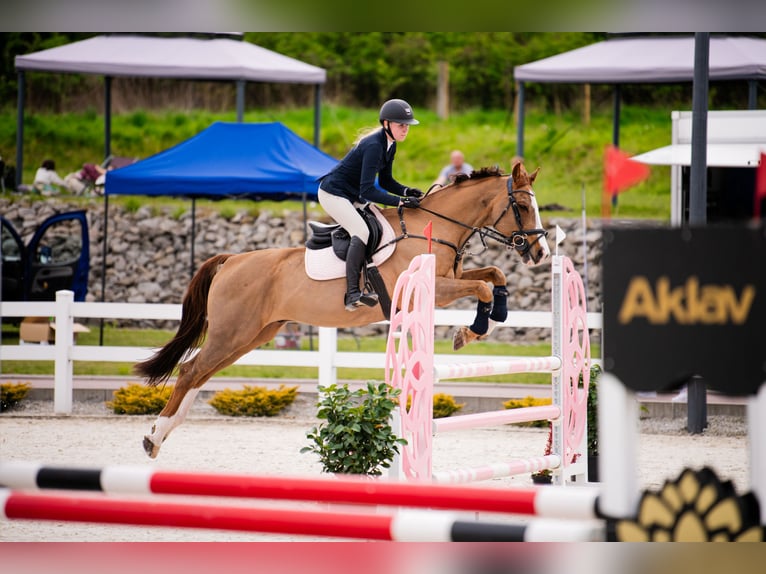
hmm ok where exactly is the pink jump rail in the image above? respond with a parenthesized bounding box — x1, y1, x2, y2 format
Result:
(385, 254, 591, 485)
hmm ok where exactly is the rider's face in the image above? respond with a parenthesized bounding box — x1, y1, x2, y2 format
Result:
(387, 121, 410, 142)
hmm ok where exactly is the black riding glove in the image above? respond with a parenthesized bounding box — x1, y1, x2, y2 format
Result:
(401, 196, 420, 208)
(404, 187, 423, 198)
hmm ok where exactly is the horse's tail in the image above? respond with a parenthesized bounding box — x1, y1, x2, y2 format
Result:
(134, 254, 233, 386)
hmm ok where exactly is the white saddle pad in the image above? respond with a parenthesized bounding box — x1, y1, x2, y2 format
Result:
(304, 206, 397, 280)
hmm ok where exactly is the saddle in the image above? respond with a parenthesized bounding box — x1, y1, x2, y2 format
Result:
(305, 205, 383, 261)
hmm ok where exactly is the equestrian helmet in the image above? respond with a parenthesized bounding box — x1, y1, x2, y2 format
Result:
(379, 99, 419, 125)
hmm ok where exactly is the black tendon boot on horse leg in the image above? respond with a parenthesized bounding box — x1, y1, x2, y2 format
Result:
(344, 236, 379, 311)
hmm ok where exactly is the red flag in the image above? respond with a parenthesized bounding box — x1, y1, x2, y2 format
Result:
(603, 145, 651, 217)
(423, 221, 433, 254)
(754, 152, 766, 219)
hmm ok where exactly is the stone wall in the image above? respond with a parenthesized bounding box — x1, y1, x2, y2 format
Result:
(1, 197, 603, 341)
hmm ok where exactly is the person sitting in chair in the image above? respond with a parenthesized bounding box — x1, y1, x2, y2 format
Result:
(318, 98, 423, 311)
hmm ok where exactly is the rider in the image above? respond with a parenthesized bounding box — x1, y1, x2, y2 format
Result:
(318, 98, 423, 312)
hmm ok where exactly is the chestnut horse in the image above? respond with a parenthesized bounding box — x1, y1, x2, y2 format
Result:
(137, 162, 550, 458)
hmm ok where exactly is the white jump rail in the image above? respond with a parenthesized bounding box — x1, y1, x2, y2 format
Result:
(1, 293, 601, 415)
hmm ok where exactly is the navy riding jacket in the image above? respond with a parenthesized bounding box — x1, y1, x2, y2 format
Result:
(319, 129, 407, 207)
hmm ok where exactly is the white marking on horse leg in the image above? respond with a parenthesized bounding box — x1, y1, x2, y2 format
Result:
(477, 319, 498, 341)
(145, 387, 201, 455)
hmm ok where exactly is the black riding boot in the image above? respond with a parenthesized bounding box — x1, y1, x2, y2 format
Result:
(344, 236, 379, 311)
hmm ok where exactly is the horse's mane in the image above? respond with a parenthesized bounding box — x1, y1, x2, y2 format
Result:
(453, 166, 504, 185)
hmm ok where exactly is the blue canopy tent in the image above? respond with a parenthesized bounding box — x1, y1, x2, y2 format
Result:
(103, 121, 338, 281)
(106, 121, 336, 201)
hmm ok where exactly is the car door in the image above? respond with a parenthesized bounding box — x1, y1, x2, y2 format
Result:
(26, 210, 90, 302)
(1, 210, 90, 302)
(1, 217, 25, 301)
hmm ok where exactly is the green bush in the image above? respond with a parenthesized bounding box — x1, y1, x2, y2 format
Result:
(302, 382, 407, 476)
(432, 393, 465, 419)
(124, 197, 142, 214)
(503, 395, 552, 428)
(107, 383, 173, 415)
(0, 382, 31, 411)
(208, 385, 298, 417)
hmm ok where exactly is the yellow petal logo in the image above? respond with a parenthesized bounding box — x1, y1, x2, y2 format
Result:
(610, 467, 765, 541)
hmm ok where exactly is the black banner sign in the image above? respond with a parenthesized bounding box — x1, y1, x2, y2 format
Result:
(602, 226, 765, 396)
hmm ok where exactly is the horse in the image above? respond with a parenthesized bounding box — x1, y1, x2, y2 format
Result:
(136, 161, 551, 458)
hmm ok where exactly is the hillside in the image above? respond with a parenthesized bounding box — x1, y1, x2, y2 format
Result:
(1, 104, 672, 220)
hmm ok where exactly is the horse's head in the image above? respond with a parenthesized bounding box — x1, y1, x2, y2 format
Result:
(491, 162, 551, 266)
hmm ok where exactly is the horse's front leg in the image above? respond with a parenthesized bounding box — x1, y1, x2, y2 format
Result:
(435, 275, 506, 351)
(449, 266, 510, 347)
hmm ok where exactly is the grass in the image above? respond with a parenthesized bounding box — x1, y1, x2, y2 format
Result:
(1, 322, 600, 384)
(2, 103, 674, 220)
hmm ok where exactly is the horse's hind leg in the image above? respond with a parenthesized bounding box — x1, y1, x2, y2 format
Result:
(143, 322, 284, 458)
(142, 357, 206, 458)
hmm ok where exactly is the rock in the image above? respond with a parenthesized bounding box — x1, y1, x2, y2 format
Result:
(0, 197, 605, 340)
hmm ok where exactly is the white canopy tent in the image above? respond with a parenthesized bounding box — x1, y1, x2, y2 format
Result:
(513, 35, 766, 158)
(632, 109, 766, 225)
(14, 34, 327, 186)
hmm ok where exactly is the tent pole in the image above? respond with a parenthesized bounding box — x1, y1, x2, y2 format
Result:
(105, 76, 112, 160)
(314, 84, 322, 148)
(516, 81, 525, 159)
(100, 193, 109, 346)
(236, 80, 245, 122)
(611, 84, 622, 208)
(15, 71, 25, 188)
(190, 198, 196, 279)
(686, 32, 710, 435)
(99, 75, 112, 346)
(748, 80, 757, 110)
(612, 84, 621, 148)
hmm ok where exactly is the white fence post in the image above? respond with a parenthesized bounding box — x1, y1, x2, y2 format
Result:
(317, 327, 337, 388)
(54, 290, 75, 414)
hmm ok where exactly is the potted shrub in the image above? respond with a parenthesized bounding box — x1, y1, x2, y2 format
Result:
(530, 363, 602, 484)
(531, 425, 554, 484)
(301, 382, 407, 477)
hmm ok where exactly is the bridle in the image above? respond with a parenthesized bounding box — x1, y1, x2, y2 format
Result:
(392, 175, 548, 264)
(486, 177, 549, 258)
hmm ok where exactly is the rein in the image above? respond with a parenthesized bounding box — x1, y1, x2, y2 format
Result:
(374, 176, 548, 269)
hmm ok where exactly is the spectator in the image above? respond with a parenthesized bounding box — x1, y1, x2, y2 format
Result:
(434, 150, 474, 186)
(33, 159, 67, 196)
(64, 162, 107, 196)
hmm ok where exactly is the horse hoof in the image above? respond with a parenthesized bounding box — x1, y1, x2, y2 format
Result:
(453, 326, 481, 351)
(453, 327, 468, 351)
(143, 435, 159, 459)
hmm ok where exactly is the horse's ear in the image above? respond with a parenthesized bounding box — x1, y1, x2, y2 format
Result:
(529, 167, 541, 184)
(512, 161, 521, 179)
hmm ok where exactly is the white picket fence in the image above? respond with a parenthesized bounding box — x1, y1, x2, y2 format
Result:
(1, 290, 602, 414)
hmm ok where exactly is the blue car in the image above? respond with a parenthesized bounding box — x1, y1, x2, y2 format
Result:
(1, 210, 90, 302)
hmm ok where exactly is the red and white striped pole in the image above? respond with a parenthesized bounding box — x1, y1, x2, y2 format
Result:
(0, 461, 600, 520)
(0, 488, 604, 542)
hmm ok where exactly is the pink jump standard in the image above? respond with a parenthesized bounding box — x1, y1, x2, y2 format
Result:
(385, 250, 592, 485)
